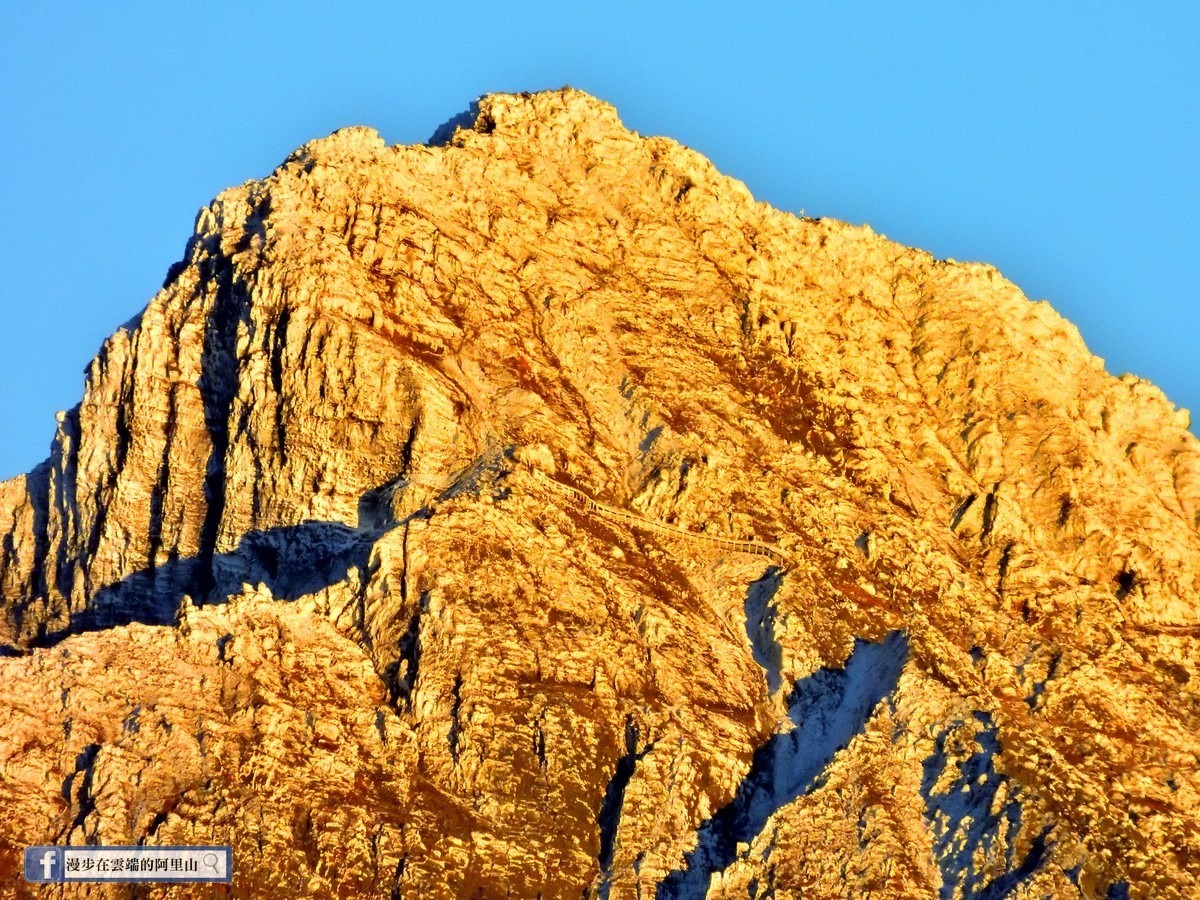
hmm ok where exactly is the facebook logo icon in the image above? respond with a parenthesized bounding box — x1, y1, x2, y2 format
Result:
(23, 844, 233, 883)
(24, 847, 63, 883)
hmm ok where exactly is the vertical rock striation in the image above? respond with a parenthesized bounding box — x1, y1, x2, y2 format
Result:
(1, 89, 1198, 898)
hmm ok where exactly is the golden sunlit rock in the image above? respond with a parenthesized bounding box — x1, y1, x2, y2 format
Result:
(1, 89, 1198, 898)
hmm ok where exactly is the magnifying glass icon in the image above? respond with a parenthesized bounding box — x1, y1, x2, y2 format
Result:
(202, 853, 220, 873)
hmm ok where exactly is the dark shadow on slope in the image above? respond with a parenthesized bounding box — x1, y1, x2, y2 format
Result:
(427, 102, 482, 145)
(597, 716, 654, 900)
(975, 823, 1052, 900)
(20, 520, 374, 649)
(656, 631, 909, 899)
(6, 448, 512, 652)
(921, 712, 1054, 899)
(743, 567, 784, 694)
(3, 461, 52, 642)
(192, 232, 251, 602)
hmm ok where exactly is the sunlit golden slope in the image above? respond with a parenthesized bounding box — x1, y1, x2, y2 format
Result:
(2, 89, 1198, 898)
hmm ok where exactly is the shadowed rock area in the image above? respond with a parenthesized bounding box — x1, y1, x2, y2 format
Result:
(1, 89, 1199, 898)
(658, 632, 908, 898)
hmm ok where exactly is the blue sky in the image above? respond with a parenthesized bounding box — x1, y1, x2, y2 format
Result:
(1, 3, 1196, 479)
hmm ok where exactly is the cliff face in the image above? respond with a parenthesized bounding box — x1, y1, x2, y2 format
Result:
(1, 89, 1199, 899)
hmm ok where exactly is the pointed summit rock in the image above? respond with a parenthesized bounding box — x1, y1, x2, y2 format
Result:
(1, 89, 1198, 897)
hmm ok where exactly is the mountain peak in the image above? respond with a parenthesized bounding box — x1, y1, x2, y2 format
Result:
(1, 94, 1197, 897)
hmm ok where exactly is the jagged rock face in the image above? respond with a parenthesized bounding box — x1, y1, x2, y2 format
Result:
(1, 89, 1199, 898)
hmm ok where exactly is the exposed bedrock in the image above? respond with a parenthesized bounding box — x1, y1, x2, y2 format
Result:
(2, 89, 1199, 898)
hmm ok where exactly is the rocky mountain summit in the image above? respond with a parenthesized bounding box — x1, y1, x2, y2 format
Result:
(2, 89, 1199, 898)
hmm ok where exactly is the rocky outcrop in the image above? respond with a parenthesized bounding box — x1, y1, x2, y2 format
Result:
(1, 89, 1198, 898)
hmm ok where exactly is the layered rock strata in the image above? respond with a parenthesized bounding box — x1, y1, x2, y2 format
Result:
(2, 89, 1199, 898)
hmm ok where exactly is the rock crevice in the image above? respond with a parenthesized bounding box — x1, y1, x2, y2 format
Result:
(1, 89, 1198, 898)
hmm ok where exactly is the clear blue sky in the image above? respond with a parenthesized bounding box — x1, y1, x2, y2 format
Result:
(1, 3, 1196, 479)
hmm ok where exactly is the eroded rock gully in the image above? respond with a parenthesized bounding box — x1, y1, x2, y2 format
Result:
(2, 89, 1199, 898)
